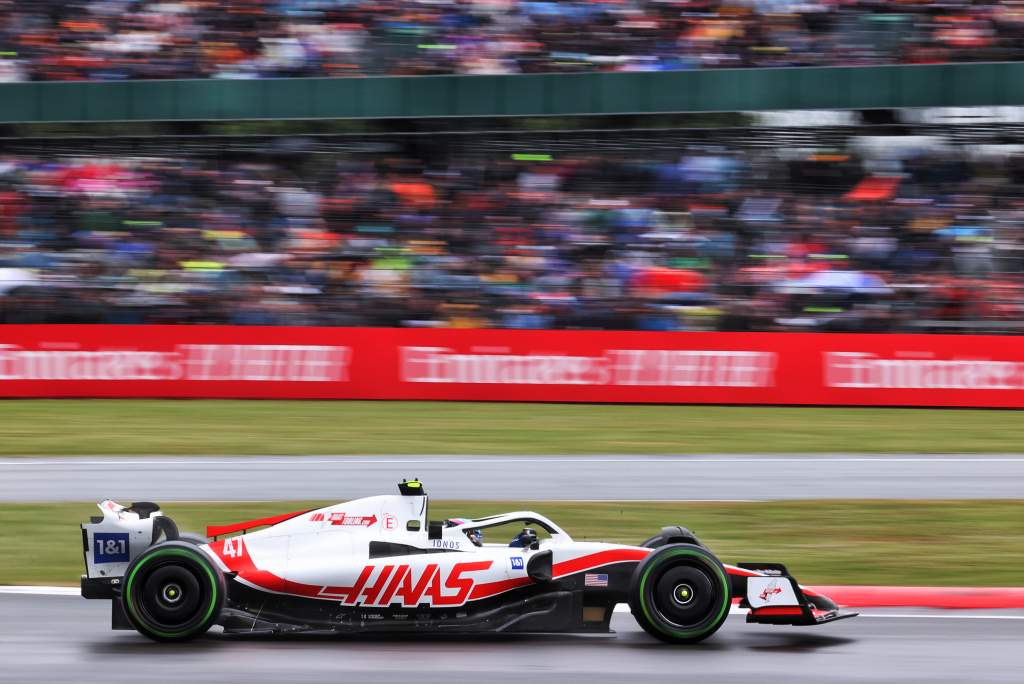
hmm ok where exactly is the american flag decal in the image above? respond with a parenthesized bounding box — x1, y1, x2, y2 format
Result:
(584, 573, 609, 587)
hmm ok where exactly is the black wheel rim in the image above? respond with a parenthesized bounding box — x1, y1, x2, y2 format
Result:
(133, 560, 207, 631)
(649, 563, 720, 629)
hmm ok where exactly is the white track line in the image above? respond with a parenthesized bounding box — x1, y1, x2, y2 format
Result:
(5, 587, 1021, 619)
(0, 586, 79, 596)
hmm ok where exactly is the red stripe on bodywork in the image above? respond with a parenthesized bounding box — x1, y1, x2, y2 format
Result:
(206, 509, 310, 539)
(469, 576, 533, 600)
(552, 548, 651, 577)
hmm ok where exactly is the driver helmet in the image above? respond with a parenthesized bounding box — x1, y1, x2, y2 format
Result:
(515, 527, 539, 549)
(446, 518, 483, 546)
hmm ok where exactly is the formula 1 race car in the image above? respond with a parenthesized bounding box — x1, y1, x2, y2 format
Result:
(80, 480, 855, 643)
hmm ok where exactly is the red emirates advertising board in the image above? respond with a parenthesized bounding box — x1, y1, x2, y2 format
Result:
(1, 325, 1023, 407)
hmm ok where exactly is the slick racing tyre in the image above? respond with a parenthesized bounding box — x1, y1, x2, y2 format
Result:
(121, 541, 225, 642)
(177, 532, 210, 545)
(628, 543, 731, 644)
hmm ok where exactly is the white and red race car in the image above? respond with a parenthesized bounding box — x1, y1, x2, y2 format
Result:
(81, 480, 854, 642)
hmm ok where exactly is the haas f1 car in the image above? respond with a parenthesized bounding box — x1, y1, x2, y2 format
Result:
(81, 480, 854, 643)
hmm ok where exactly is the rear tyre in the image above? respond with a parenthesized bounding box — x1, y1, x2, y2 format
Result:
(628, 543, 731, 644)
(177, 532, 210, 545)
(121, 541, 225, 642)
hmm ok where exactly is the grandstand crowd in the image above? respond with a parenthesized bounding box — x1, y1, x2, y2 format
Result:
(2, 136, 1023, 332)
(1, 0, 1023, 81)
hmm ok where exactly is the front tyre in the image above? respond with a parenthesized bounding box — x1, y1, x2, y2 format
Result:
(628, 543, 731, 644)
(121, 541, 225, 642)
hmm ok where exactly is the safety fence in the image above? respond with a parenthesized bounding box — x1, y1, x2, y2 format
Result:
(1, 326, 1022, 407)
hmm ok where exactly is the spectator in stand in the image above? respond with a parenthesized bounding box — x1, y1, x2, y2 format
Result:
(3, 1, 1024, 82)
(3, 135, 1024, 332)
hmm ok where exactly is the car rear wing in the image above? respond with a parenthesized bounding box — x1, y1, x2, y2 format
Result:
(80, 500, 178, 598)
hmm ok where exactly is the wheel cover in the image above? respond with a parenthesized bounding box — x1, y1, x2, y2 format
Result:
(653, 567, 715, 628)
(139, 565, 203, 627)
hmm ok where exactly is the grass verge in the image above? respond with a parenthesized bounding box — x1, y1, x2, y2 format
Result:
(2, 400, 1024, 455)
(2, 500, 1022, 587)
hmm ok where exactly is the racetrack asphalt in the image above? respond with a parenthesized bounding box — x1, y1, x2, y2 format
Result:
(3, 594, 1022, 684)
(3, 454, 1024, 501)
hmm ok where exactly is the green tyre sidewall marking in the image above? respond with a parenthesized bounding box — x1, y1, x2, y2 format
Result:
(638, 547, 730, 640)
(124, 547, 219, 639)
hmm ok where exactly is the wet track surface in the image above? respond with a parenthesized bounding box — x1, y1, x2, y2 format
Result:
(2, 594, 1022, 684)
(3, 454, 1024, 501)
